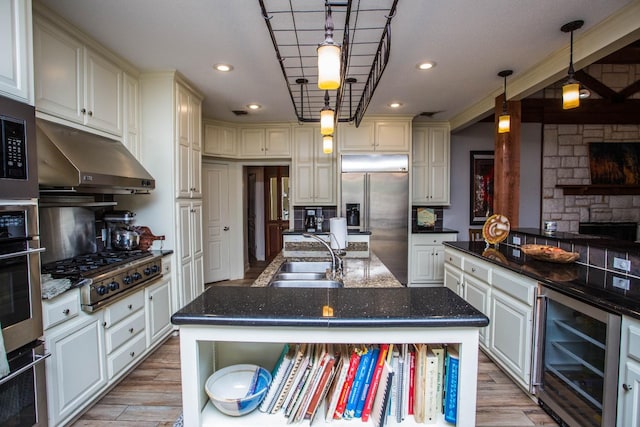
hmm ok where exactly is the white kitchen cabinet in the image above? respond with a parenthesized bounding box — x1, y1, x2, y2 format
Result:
(34, 13, 123, 136)
(122, 72, 140, 159)
(618, 316, 640, 427)
(45, 310, 107, 427)
(443, 264, 463, 296)
(338, 117, 410, 152)
(176, 83, 203, 198)
(203, 120, 237, 157)
(0, 0, 33, 104)
(464, 275, 491, 347)
(146, 275, 173, 346)
(239, 126, 291, 158)
(412, 123, 450, 205)
(292, 126, 335, 205)
(177, 200, 204, 306)
(409, 233, 457, 286)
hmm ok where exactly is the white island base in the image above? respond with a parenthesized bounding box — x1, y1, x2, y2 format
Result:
(178, 324, 481, 427)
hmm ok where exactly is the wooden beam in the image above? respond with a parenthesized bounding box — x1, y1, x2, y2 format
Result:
(493, 95, 520, 228)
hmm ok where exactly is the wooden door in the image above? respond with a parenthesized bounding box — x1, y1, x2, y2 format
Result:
(264, 166, 289, 260)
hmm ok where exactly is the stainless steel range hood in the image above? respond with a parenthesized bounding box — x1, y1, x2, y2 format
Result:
(36, 119, 155, 194)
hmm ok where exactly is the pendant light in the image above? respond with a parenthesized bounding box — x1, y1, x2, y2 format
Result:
(320, 91, 335, 135)
(561, 20, 584, 110)
(317, 5, 341, 90)
(497, 70, 513, 134)
(322, 134, 333, 154)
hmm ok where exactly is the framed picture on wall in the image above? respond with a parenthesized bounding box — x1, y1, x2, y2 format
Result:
(470, 151, 494, 224)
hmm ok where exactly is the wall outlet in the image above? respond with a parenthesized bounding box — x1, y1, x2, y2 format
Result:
(512, 249, 521, 258)
(613, 257, 631, 272)
(513, 236, 521, 245)
(613, 277, 630, 291)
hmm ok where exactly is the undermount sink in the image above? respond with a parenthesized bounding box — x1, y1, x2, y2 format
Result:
(273, 272, 327, 281)
(278, 261, 332, 273)
(269, 279, 343, 288)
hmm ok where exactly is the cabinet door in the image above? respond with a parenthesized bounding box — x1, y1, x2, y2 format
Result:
(619, 361, 640, 427)
(265, 127, 291, 157)
(410, 245, 435, 283)
(464, 275, 491, 346)
(84, 48, 122, 135)
(443, 264, 463, 296)
(240, 128, 266, 157)
(427, 126, 450, 204)
(191, 201, 203, 258)
(34, 18, 84, 123)
(432, 245, 446, 282)
(338, 121, 375, 151)
(0, 0, 32, 103)
(375, 121, 410, 152)
(123, 73, 140, 159)
(45, 313, 106, 426)
(176, 86, 191, 197)
(146, 277, 172, 346)
(177, 202, 192, 262)
(490, 288, 533, 389)
(314, 161, 335, 204)
(204, 124, 236, 157)
(189, 95, 202, 197)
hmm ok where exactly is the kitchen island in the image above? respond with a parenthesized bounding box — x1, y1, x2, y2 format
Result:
(172, 286, 489, 426)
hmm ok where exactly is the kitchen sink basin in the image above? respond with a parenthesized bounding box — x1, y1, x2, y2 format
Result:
(278, 261, 332, 274)
(269, 279, 343, 288)
(273, 272, 327, 281)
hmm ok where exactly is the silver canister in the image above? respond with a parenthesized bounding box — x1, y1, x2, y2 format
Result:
(543, 221, 557, 234)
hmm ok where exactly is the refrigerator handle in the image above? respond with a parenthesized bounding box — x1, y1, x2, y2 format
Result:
(364, 174, 370, 230)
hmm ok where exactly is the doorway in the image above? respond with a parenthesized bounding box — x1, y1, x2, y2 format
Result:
(264, 166, 289, 260)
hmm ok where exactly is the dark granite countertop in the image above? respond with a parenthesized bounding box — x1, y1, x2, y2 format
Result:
(444, 241, 640, 319)
(511, 228, 639, 253)
(171, 286, 489, 328)
(411, 227, 459, 234)
(283, 229, 372, 235)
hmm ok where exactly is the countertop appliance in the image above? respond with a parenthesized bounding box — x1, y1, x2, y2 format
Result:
(41, 250, 162, 312)
(341, 154, 409, 284)
(534, 285, 621, 427)
(0, 95, 38, 199)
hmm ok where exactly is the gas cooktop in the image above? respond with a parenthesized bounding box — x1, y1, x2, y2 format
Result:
(42, 250, 153, 279)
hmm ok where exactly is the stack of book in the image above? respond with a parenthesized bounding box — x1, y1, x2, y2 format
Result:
(255, 342, 459, 425)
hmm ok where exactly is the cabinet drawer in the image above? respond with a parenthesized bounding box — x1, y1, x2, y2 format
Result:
(492, 268, 536, 306)
(104, 291, 144, 327)
(444, 249, 463, 269)
(43, 291, 80, 330)
(107, 332, 146, 379)
(413, 233, 457, 246)
(464, 257, 491, 283)
(105, 309, 146, 354)
(626, 320, 640, 363)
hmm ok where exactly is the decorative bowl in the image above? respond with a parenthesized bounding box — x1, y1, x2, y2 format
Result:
(521, 244, 580, 263)
(205, 364, 272, 416)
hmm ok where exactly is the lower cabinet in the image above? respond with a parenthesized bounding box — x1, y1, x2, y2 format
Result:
(146, 276, 173, 346)
(409, 233, 457, 286)
(618, 316, 640, 427)
(45, 310, 107, 427)
(464, 275, 491, 347)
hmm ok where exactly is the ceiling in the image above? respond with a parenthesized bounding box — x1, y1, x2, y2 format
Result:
(36, 0, 638, 129)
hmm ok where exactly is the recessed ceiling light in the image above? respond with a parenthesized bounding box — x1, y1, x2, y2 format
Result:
(247, 104, 261, 110)
(388, 102, 403, 108)
(213, 64, 233, 72)
(417, 61, 436, 70)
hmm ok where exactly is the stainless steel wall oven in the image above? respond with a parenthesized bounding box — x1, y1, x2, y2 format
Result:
(534, 285, 621, 427)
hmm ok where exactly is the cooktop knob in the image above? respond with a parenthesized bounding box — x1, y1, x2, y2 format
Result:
(151, 265, 160, 273)
(96, 285, 108, 296)
(132, 272, 142, 281)
(109, 281, 120, 291)
(144, 267, 152, 275)
(123, 275, 132, 285)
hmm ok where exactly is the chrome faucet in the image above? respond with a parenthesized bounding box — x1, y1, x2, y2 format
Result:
(302, 233, 343, 279)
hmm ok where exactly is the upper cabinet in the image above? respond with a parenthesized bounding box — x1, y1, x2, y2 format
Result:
(203, 121, 237, 157)
(33, 10, 127, 136)
(292, 126, 336, 205)
(239, 126, 291, 158)
(338, 117, 411, 153)
(122, 73, 140, 159)
(176, 83, 203, 199)
(0, 0, 33, 104)
(412, 123, 451, 205)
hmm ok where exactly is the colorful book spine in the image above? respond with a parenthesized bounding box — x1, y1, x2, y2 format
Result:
(425, 347, 439, 424)
(430, 344, 445, 416)
(362, 344, 390, 421)
(443, 347, 459, 424)
(325, 349, 350, 422)
(344, 348, 373, 419)
(355, 347, 379, 418)
(371, 362, 394, 427)
(408, 349, 416, 416)
(259, 343, 291, 412)
(333, 349, 362, 419)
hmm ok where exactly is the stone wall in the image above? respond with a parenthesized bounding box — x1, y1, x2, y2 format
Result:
(541, 63, 640, 233)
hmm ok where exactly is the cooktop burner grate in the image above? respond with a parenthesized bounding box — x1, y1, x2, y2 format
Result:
(42, 250, 153, 278)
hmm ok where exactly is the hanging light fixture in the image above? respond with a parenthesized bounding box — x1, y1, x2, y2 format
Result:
(320, 91, 335, 135)
(561, 20, 584, 110)
(322, 134, 333, 154)
(497, 70, 513, 134)
(317, 5, 341, 90)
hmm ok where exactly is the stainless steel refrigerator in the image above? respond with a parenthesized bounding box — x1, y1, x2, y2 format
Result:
(341, 154, 409, 284)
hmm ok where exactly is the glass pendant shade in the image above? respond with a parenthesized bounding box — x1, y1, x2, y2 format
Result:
(317, 44, 341, 90)
(498, 113, 510, 133)
(562, 82, 580, 109)
(320, 108, 335, 135)
(322, 134, 333, 154)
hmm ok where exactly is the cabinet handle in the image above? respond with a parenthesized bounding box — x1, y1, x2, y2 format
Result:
(62, 308, 70, 315)
(223, 226, 230, 231)
(623, 383, 633, 391)
(88, 111, 93, 116)
(103, 321, 107, 328)
(130, 351, 135, 357)
(129, 328, 134, 334)
(128, 304, 133, 310)
(149, 296, 153, 300)
(472, 268, 476, 272)
(81, 108, 86, 114)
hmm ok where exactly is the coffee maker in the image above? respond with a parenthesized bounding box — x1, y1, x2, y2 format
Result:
(346, 203, 360, 228)
(304, 208, 317, 232)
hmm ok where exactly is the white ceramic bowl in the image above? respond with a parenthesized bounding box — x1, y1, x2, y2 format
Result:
(205, 364, 272, 416)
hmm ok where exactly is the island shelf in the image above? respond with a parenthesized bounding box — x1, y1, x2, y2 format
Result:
(172, 286, 489, 427)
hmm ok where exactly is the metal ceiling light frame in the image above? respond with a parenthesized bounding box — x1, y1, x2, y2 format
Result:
(497, 69, 513, 134)
(561, 20, 584, 110)
(259, 0, 398, 127)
